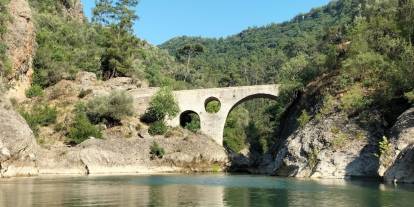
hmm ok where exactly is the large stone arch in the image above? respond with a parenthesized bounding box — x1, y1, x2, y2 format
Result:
(167, 85, 280, 146)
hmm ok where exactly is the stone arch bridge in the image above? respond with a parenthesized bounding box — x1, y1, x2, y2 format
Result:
(131, 84, 280, 146)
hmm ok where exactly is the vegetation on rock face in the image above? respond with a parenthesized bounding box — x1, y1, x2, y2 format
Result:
(0, 0, 11, 77)
(340, 85, 370, 115)
(377, 136, 393, 167)
(148, 120, 168, 136)
(297, 110, 311, 128)
(68, 112, 102, 144)
(406, 91, 414, 104)
(19, 104, 58, 136)
(150, 141, 165, 159)
(25, 85, 44, 98)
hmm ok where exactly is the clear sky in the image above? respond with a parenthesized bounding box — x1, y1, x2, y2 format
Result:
(81, 0, 331, 45)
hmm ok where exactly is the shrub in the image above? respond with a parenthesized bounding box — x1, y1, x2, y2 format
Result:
(405, 91, 414, 104)
(320, 95, 336, 116)
(68, 112, 102, 144)
(19, 104, 58, 135)
(297, 110, 311, 128)
(78, 89, 92, 98)
(331, 132, 348, 150)
(308, 148, 319, 170)
(150, 141, 165, 159)
(205, 100, 220, 113)
(148, 120, 168, 136)
(86, 90, 134, 125)
(340, 85, 370, 114)
(376, 136, 394, 168)
(211, 163, 221, 172)
(378, 136, 392, 157)
(141, 87, 179, 123)
(25, 85, 44, 98)
(185, 113, 200, 133)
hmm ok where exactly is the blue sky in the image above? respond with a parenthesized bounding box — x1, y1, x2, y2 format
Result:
(81, 0, 331, 45)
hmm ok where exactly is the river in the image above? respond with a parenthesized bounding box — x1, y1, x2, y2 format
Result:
(0, 174, 413, 207)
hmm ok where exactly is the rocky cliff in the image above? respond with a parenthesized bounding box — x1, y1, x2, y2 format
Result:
(3, 0, 35, 101)
(379, 107, 414, 183)
(258, 73, 414, 183)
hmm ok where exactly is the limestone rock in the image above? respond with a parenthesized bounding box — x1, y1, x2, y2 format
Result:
(271, 114, 380, 179)
(0, 101, 38, 177)
(36, 147, 86, 175)
(381, 107, 414, 183)
(37, 133, 229, 175)
(3, 0, 36, 101)
(75, 71, 97, 86)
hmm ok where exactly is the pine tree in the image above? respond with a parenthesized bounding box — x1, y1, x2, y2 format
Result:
(92, 0, 139, 79)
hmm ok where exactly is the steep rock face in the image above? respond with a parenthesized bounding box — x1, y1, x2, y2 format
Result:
(262, 73, 384, 179)
(0, 98, 38, 177)
(269, 113, 380, 179)
(380, 107, 414, 183)
(3, 0, 35, 101)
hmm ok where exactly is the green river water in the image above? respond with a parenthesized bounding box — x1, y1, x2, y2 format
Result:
(0, 174, 413, 207)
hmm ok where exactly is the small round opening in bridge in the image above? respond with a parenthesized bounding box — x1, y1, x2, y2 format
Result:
(205, 97, 221, 113)
(179, 110, 201, 132)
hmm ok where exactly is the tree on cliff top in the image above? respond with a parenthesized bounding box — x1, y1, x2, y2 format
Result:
(92, 0, 139, 80)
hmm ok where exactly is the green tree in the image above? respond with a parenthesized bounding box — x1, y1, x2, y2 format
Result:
(93, 0, 139, 79)
(398, 0, 414, 44)
(177, 44, 204, 81)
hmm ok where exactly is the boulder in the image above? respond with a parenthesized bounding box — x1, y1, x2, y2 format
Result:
(381, 107, 414, 183)
(37, 133, 229, 175)
(270, 114, 380, 179)
(75, 71, 97, 86)
(0, 100, 38, 177)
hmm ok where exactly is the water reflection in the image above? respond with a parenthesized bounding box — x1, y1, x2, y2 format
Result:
(0, 175, 413, 207)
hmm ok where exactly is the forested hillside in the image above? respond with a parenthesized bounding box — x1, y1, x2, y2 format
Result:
(161, 0, 414, 156)
(161, 0, 362, 154)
